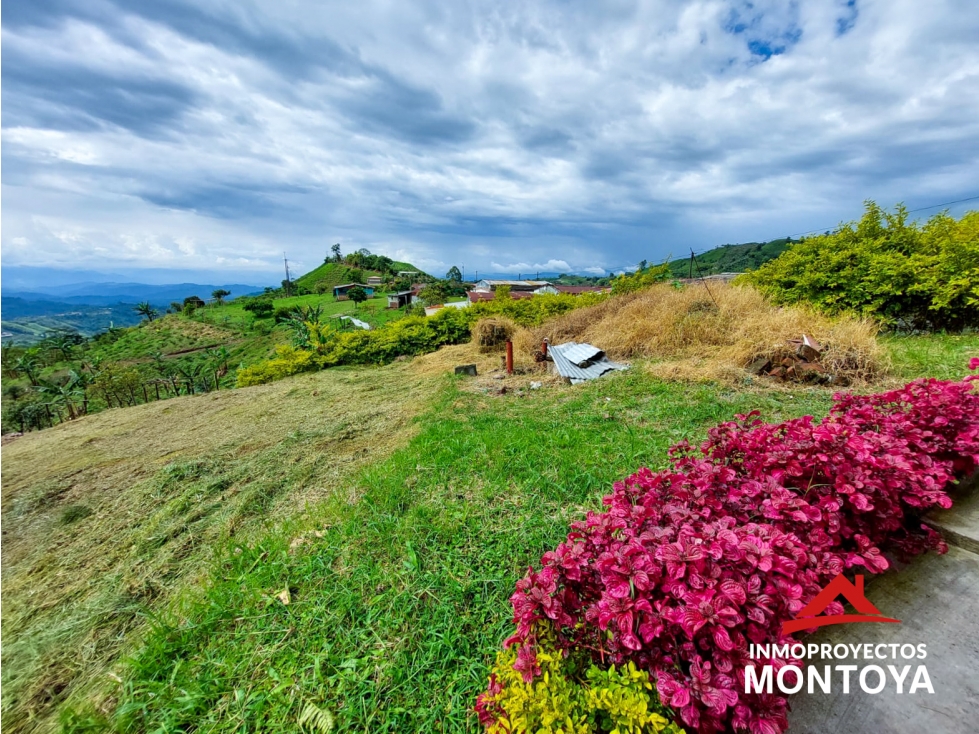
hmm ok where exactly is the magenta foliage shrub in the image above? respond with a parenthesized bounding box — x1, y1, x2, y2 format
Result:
(484, 374, 979, 734)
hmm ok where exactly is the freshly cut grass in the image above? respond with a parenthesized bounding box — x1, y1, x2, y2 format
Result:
(410, 343, 519, 377)
(0, 363, 439, 733)
(515, 283, 886, 383)
(470, 316, 518, 352)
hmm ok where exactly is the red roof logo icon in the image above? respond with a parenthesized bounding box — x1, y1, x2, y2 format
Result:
(782, 574, 901, 635)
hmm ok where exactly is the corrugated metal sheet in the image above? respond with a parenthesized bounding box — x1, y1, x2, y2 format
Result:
(549, 342, 628, 384)
(558, 343, 604, 366)
(337, 315, 371, 330)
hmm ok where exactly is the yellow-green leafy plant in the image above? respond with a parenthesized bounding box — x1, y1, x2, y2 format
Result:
(236, 345, 321, 386)
(476, 628, 684, 734)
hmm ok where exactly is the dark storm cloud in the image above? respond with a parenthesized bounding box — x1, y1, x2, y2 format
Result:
(3, 62, 197, 135)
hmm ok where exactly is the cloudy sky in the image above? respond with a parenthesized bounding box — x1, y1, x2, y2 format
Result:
(3, 0, 978, 285)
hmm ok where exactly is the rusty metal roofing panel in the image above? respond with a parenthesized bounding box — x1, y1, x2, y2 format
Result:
(549, 342, 628, 384)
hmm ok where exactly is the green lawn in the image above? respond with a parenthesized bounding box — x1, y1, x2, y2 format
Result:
(880, 332, 979, 381)
(15, 332, 978, 733)
(202, 292, 404, 332)
(97, 375, 849, 732)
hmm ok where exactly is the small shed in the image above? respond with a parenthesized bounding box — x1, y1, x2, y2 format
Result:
(333, 283, 374, 300)
(387, 290, 415, 309)
(367, 276, 383, 286)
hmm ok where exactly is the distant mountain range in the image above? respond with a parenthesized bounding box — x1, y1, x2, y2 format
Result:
(5, 282, 264, 307)
(1, 279, 266, 343)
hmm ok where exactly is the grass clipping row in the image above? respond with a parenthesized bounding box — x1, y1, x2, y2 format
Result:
(513, 283, 886, 384)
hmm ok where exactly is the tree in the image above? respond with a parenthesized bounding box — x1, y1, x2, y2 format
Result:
(135, 301, 159, 322)
(14, 352, 41, 386)
(212, 289, 231, 304)
(495, 285, 512, 301)
(347, 286, 368, 307)
(331, 243, 342, 263)
(243, 299, 274, 319)
(183, 295, 206, 309)
(45, 330, 84, 361)
(169, 301, 183, 314)
(446, 266, 463, 282)
(419, 281, 450, 305)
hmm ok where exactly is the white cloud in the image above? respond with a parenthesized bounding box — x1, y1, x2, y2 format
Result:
(2, 0, 978, 283)
(489, 260, 573, 274)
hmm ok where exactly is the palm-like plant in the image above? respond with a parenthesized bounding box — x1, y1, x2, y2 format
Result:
(37, 372, 87, 420)
(15, 353, 41, 386)
(135, 302, 159, 322)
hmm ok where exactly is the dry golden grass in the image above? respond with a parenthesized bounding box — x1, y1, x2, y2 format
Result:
(516, 283, 886, 384)
(470, 316, 518, 352)
(0, 363, 438, 733)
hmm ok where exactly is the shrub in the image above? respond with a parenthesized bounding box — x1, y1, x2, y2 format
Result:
(477, 625, 684, 734)
(466, 292, 608, 327)
(235, 346, 321, 386)
(481, 371, 979, 734)
(238, 309, 472, 384)
(243, 299, 274, 319)
(741, 202, 979, 331)
(611, 263, 672, 294)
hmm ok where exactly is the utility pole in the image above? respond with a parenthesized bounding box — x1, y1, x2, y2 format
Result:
(688, 252, 694, 280)
(283, 253, 292, 297)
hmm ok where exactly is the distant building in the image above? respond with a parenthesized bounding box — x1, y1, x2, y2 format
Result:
(473, 279, 552, 292)
(534, 285, 611, 295)
(397, 270, 420, 278)
(366, 276, 383, 286)
(423, 301, 469, 317)
(333, 283, 375, 299)
(467, 290, 535, 304)
(387, 290, 416, 309)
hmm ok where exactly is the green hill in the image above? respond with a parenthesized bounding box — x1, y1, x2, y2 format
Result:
(665, 237, 794, 278)
(293, 259, 425, 293)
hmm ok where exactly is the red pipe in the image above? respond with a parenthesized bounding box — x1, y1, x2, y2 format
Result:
(506, 340, 514, 374)
(542, 338, 549, 358)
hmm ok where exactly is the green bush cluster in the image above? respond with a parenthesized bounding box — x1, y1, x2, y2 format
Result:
(610, 263, 672, 294)
(466, 292, 608, 326)
(235, 346, 321, 387)
(477, 629, 684, 734)
(236, 309, 471, 386)
(741, 202, 979, 331)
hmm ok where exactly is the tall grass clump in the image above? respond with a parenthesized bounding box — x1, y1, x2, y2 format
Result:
(514, 283, 885, 383)
(471, 317, 518, 352)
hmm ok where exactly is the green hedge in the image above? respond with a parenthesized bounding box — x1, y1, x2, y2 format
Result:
(741, 202, 979, 331)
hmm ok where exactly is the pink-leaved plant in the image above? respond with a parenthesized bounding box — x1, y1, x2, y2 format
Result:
(479, 369, 979, 734)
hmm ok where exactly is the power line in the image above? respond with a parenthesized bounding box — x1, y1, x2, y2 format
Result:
(786, 194, 979, 239)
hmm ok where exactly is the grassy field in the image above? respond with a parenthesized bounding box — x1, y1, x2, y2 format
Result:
(2, 333, 976, 732)
(200, 292, 403, 334)
(1, 363, 439, 733)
